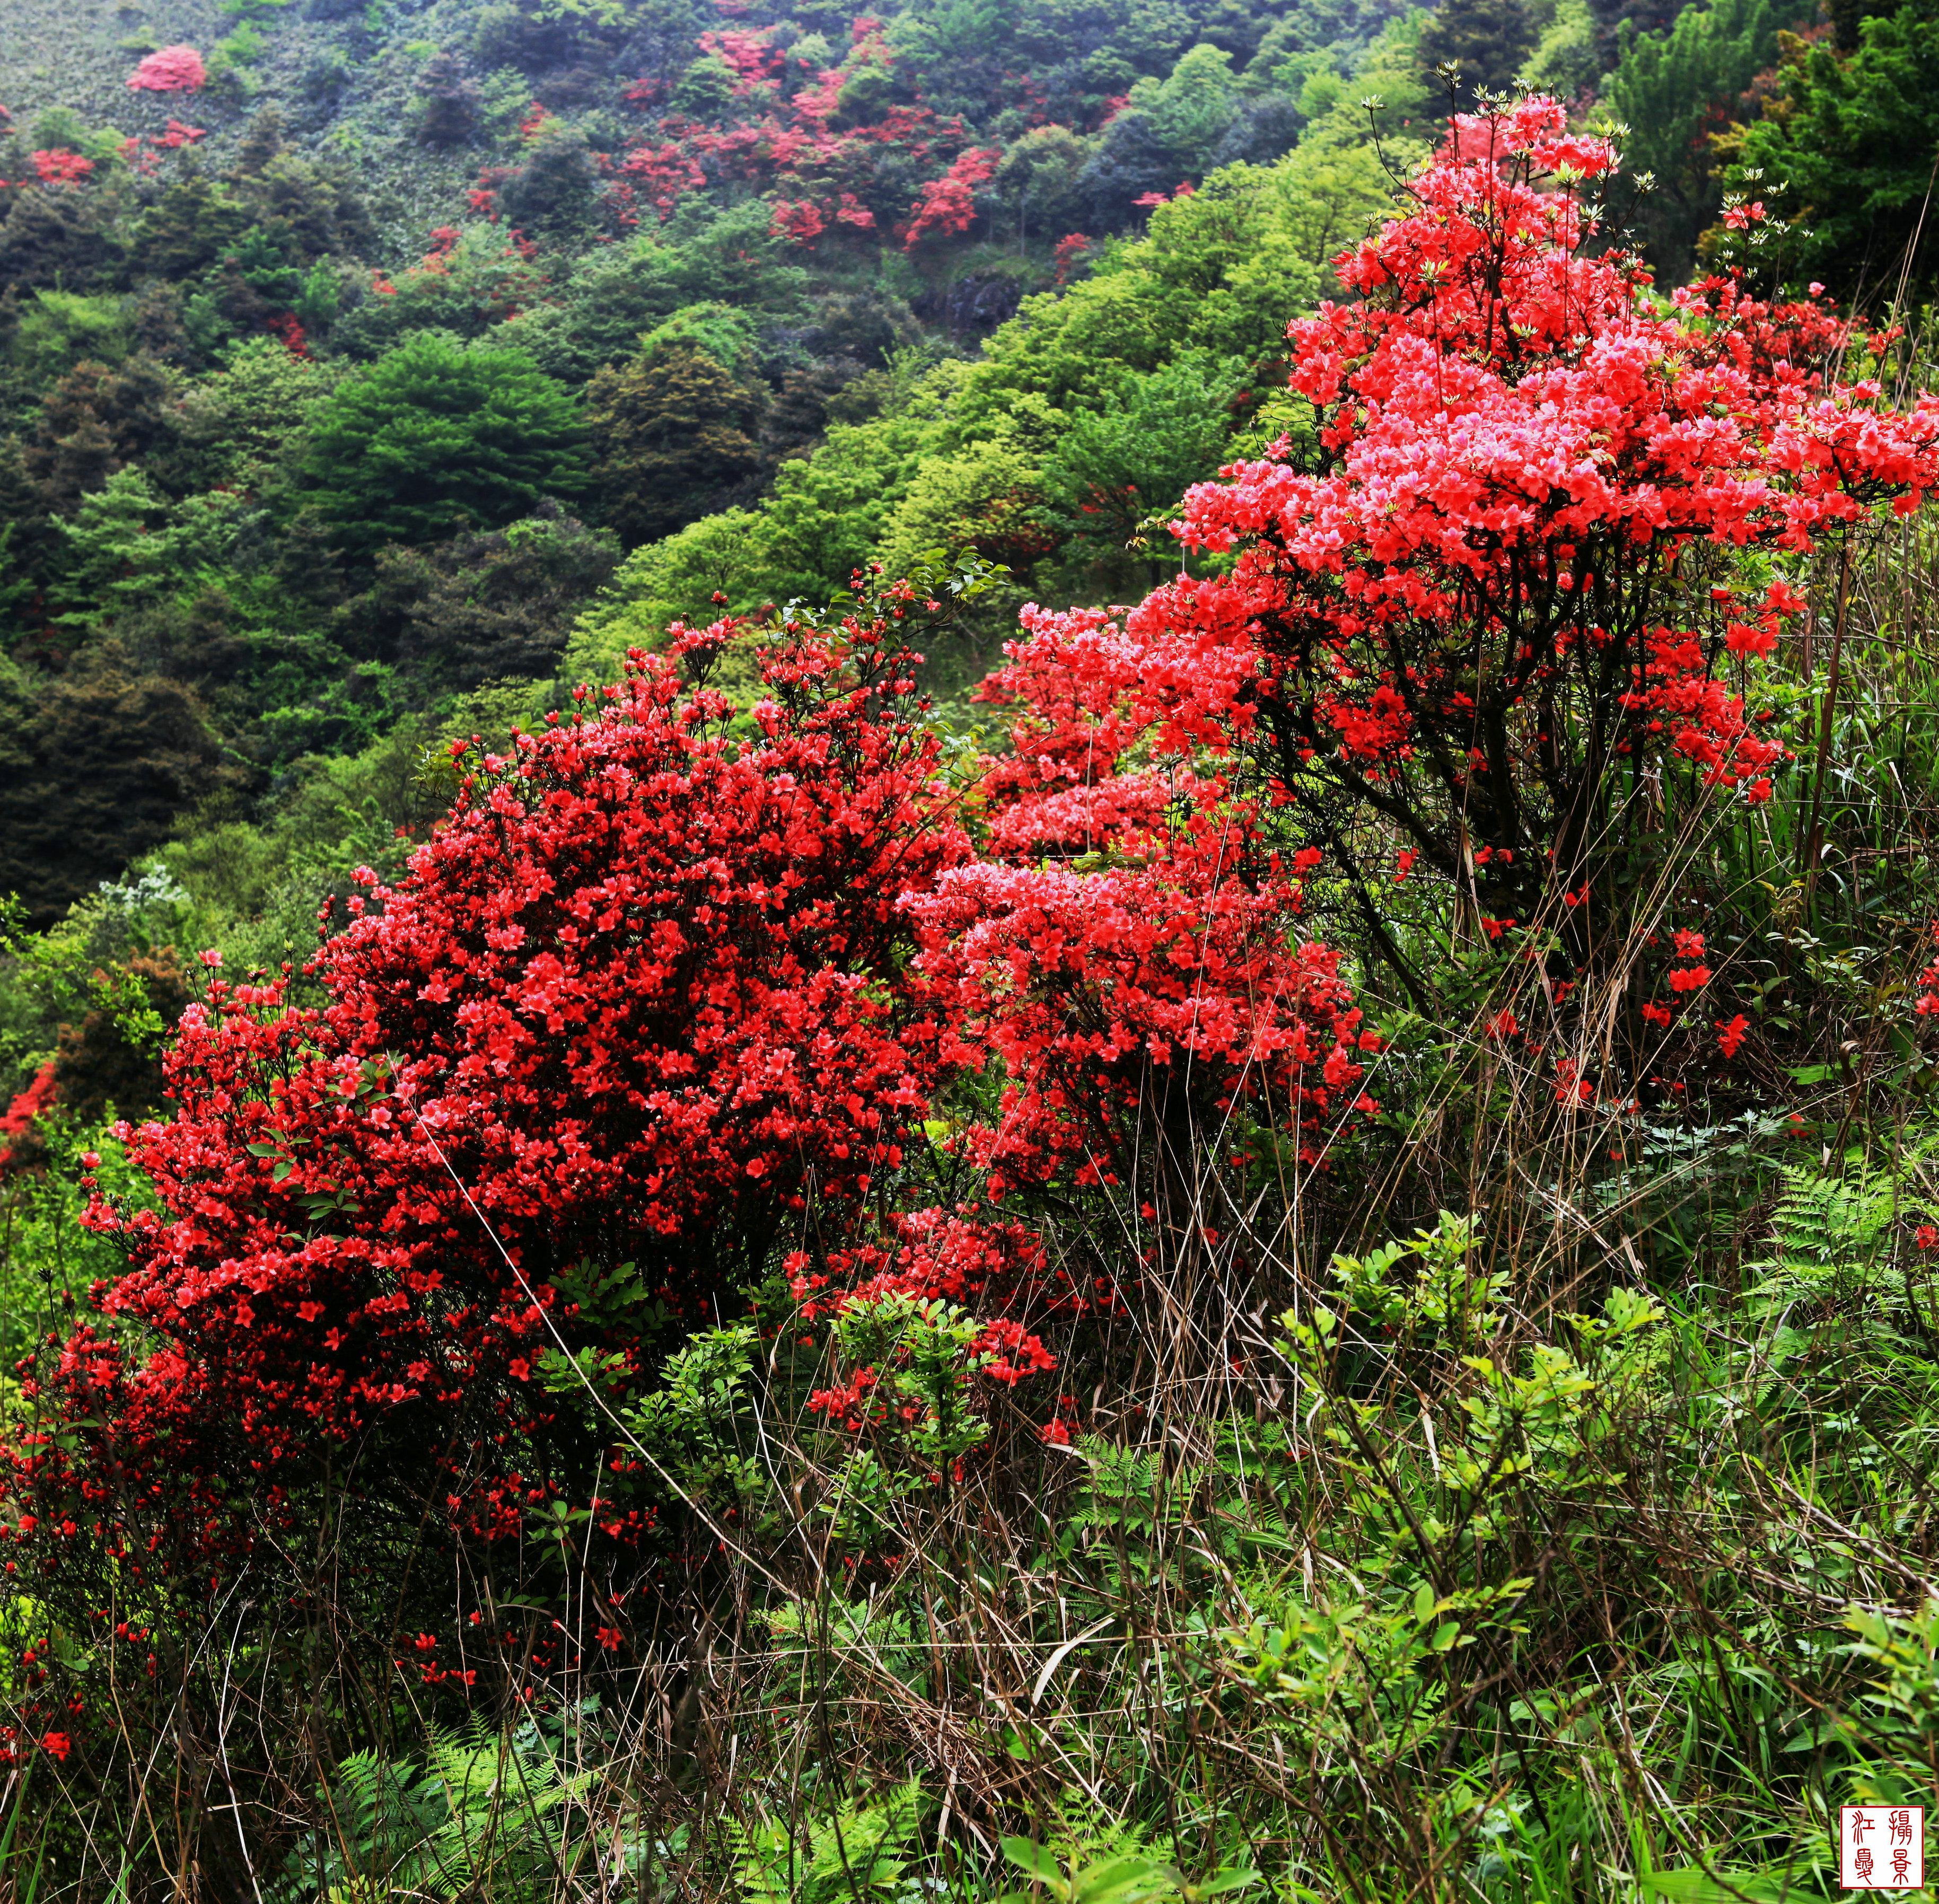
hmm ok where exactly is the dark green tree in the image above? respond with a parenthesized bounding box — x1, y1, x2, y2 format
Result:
(336, 502, 619, 693)
(0, 185, 122, 294)
(415, 51, 483, 146)
(584, 341, 764, 548)
(300, 331, 585, 554)
(1725, 0, 1939, 304)
(495, 122, 604, 239)
(1041, 349, 1243, 581)
(1601, 0, 1783, 282)
(1416, 0, 1538, 99)
(25, 354, 184, 514)
(0, 647, 243, 928)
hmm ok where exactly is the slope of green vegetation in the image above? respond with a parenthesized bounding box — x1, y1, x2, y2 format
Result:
(2, 0, 1938, 1898)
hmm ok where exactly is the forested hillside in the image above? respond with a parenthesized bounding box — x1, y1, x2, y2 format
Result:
(3, 0, 1939, 1896)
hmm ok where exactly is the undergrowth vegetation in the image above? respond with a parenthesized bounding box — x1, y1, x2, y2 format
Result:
(1, 59, 1938, 1904)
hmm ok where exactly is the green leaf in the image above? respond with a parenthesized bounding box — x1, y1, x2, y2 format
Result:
(1001, 1838, 1066, 1883)
(1181, 1870, 1261, 1900)
(1074, 1856, 1169, 1903)
(1639, 1867, 1804, 1903)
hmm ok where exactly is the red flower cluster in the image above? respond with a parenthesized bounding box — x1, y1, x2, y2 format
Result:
(1053, 231, 1094, 286)
(0, 1063, 56, 1172)
(769, 196, 826, 244)
(1917, 935, 1939, 1017)
(594, 13, 992, 241)
(116, 118, 207, 177)
(903, 146, 998, 249)
(0, 600, 972, 1586)
(126, 45, 205, 92)
(30, 150, 92, 184)
(908, 847, 1372, 1191)
(998, 97, 1937, 928)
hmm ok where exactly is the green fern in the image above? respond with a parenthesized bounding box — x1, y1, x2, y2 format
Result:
(725, 1778, 931, 1904)
(1748, 1162, 1897, 1311)
(266, 1719, 595, 1903)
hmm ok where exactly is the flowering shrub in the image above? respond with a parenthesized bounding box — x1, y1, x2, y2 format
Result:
(0, 541, 1374, 1670)
(0, 583, 976, 1600)
(903, 147, 998, 248)
(0, 1064, 57, 1173)
(770, 197, 826, 244)
(29, 150, 92, 185)
(908, 832, 1374, 1195)
(981, 98, 1939, 969)
(126, 45, 206, 92)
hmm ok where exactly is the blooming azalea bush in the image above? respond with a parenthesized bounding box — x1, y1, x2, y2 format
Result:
(14, 97, 1939, 1805)
(4, 584, 970, 1602)
(977, 99, 1939, 994)
(29, 150, 92, 185)
(126, 45, 206, 93)
(0, 557, 1368, 1736)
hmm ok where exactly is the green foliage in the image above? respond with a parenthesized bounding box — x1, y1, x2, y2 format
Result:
(49, 472, 243, 631)
(1724, 0, 1939, 303)
(176, 334, 340, 488)
(1843, 1595, 1939, 1804)
(583, 339, 764, 548)
(1747, 1160, 1899, 1310)
(8, 290, 129, 389)
(1600, 0, 1783, 278)
(996, 1819, 1259, 1903)
(0, 648, 239, 927)
(1039, 347, 1245, 567)
(568, 136, 1390, 672)
(210, 19, 269, 72)
(1417, 0, 1537, 98)
(267, 1720, 594, 1902)
(1138, 41, 1241, 173)
(339, 502, 619, 694)
(725, 1779, 930, 1903)
(301, 331, 585, 553)
(1519, 0, 1602, 97)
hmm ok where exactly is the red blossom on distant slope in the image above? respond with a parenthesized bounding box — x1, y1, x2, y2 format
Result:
(127, 45, 206, 92)
(903, 147, 997, 248)
(30, 150, 92, 184)
(0, 1064, 57, 1172)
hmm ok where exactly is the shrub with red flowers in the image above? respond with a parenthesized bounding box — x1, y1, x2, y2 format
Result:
(770, 196, 827, 245)
(29, 150, 92, 185)
(907, 833, 1375, 1198)
(0, 543, 1379, 1686)
(0, 1064, 57, 1173)
(0, 580, 984, 1612)
(903, 146, 998, 249)
(126, 45, 206, 93)
(987, 97, 1939, 988)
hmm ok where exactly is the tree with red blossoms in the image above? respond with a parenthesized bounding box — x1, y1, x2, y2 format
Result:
(29, 150, 92, 185)
(126, 45, 206, 93)
(983, 97, 1939, 991)
(770, 197, 827, 245)
(903, 148, 998, 249)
